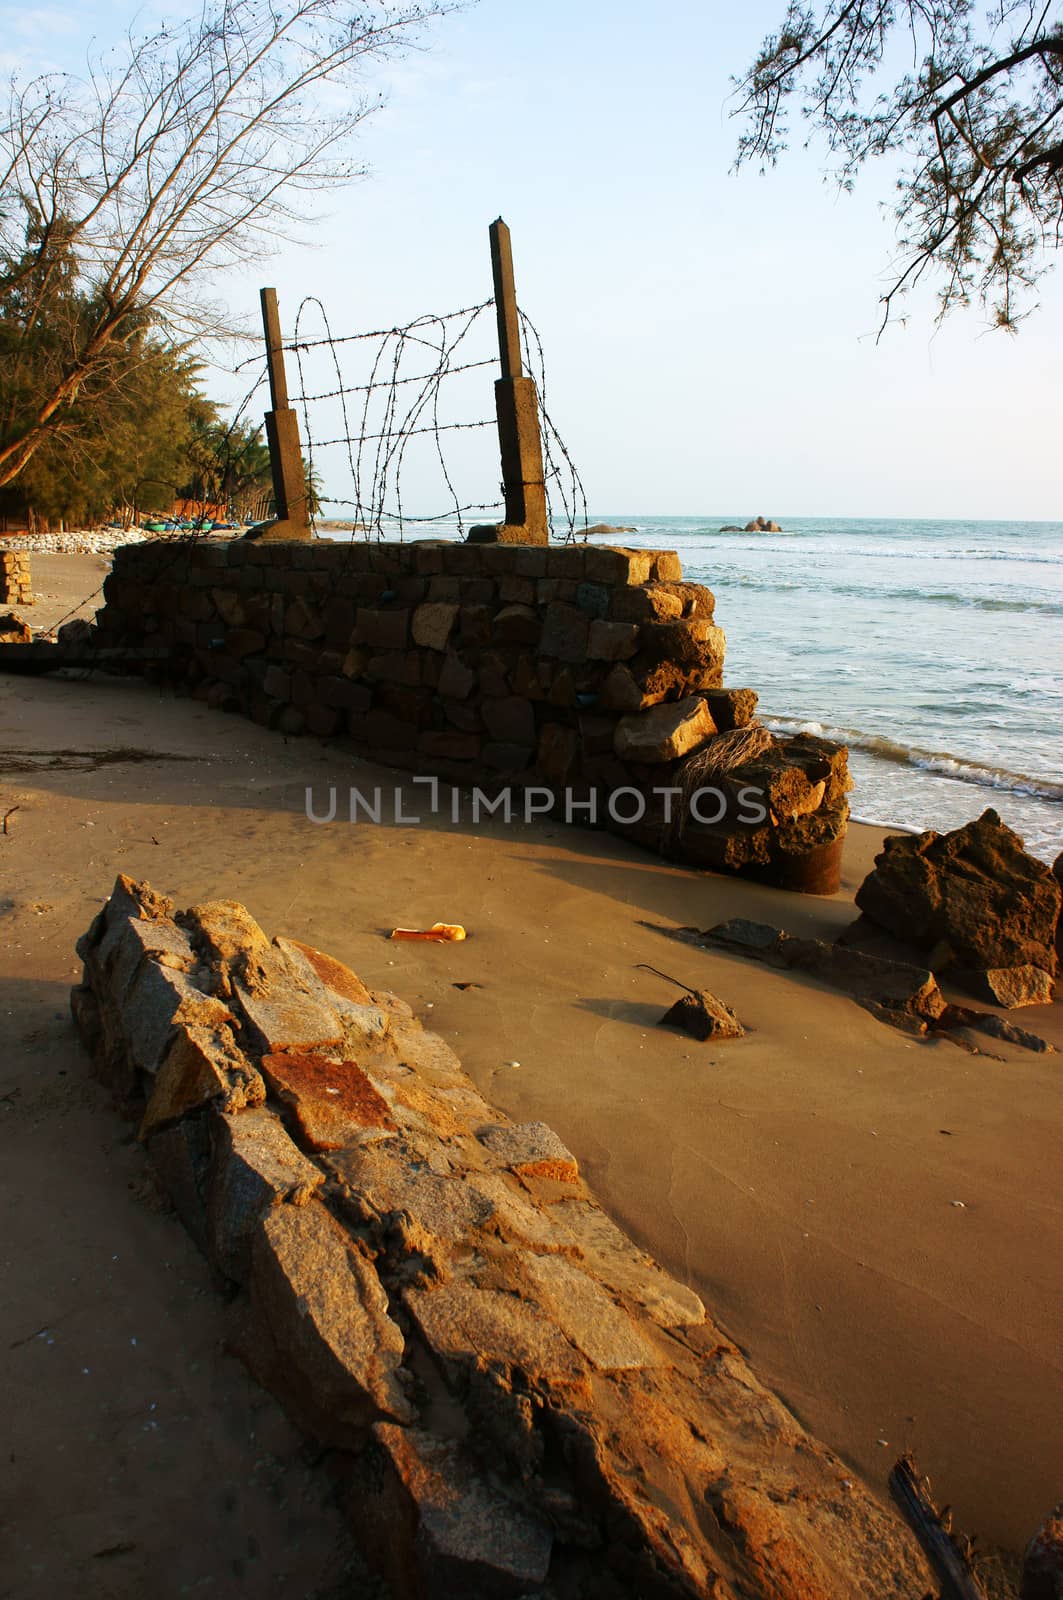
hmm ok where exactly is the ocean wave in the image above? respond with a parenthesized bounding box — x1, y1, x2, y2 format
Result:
(672, 535, 1063, 566)
(708, 573, 1063, 616)
(766, 718, 1063, 802)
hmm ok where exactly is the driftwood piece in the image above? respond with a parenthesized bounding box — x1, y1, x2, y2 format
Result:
(889, 1454, 988, 1600)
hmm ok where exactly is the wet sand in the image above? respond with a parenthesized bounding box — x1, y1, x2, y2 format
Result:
(2, 554, 1060, 1594)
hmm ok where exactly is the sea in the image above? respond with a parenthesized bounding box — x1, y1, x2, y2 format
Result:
(321, 513, 1063, 864)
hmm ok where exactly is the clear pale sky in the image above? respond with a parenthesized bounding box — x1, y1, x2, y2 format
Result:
(4, 0, 1060, 519)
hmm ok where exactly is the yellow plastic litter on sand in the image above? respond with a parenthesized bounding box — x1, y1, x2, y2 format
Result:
(389, 923, 467, 942)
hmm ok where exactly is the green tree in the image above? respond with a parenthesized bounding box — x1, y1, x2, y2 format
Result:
(733, 1, 1063, 328)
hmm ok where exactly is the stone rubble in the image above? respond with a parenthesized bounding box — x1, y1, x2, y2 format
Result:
(72, 875, 936, 1599)
(853, 809, 1059, 1007)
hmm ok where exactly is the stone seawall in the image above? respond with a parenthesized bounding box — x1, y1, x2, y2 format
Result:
(90, 538, 850, 892)
(72, 875, 932, 1599)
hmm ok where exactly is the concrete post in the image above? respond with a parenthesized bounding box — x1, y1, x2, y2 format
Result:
(244, 288, 312, 542)
(467, 220, 549, 545)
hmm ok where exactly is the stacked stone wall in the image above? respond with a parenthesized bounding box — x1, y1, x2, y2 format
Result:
(91, 538, 850, 891)
(0, 546, 32, 606)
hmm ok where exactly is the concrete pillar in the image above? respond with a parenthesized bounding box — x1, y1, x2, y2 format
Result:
(245, 288, 312, 542)
(467, 220, 548, 546)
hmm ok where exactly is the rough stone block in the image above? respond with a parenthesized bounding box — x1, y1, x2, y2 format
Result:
(539, 601, 589, 662)
(120, 962, 236, 1076)
(330, 1140, 495, 1243)
(355, 607, 409, 649)
(262, 663, 291, 701)
(614, 696, 717, 763)
(273, 936, 375, 1008)
(587, 619, 639, 661)
(437, 652, 476, 700)
(208, 1106, 325, 1281)
(481, 695, 535, 745)
(584, 547, 655, 585)
(492, 603, 540, 647)
(703, 687, 758, 730)
(412, 602, 459, 651)
(249, 1199, 412, 1441)
(548, 1199, 705, 1328)
(404, 1279, 586, 1383)
(522, 1252, 663, 1371)
(146, 1115, 212, 1250)
(368, 1423, 554, 1598)
(260, 1051, 396, 1151)
(477, 1120, 579, 1183)
(139, 1022, 263, 1139)
(537, 722, 579, 785)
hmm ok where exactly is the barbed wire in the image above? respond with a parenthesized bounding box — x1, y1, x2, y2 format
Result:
(283, 293, 589, 545)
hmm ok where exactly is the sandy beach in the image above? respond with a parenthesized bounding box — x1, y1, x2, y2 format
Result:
(2, 553, 1060, 1596)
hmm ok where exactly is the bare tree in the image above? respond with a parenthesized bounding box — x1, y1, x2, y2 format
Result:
(732, 1, 1063, 330)
(0, 0, 453, 485)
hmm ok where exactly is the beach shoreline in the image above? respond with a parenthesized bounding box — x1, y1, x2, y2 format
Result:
(2, 550, 1060, 1593)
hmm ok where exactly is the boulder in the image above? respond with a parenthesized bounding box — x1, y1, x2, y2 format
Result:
(855, 810, 1060, 988)
(614, 694, 716, 763)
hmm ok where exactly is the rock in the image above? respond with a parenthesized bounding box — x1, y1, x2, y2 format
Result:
(703, 919, 947, 1033)
(233, 974, 344, 1054)
(855, 810, 1061, 981)
(743, 521, 759, 533)
(259, 1050, 395, 1152)
(613, 694, 716, 763)
(0, 610, 31, 643)
(960, 964, 1055, 1009)
(249, 1198, 412, 1443)
(1055, 851, 1063, 963)
(477, 1120, 579, 1183)
(719, 525, 743, 532)
(940, 1006, 1055, 1054)
(404, 1279, 587, 1385)
(207, 1106, 324, 1281)
(702, 687, 758, 730)
(411, 601, 458, 651)
(363, 1423, 554, 1598)
(139, 1021, 263, 1138)
(658, 988, 744, 1041)
(548, 1198, 705, 1328)
(522, 1252, 663, 1371)
(146, 1115, 212, 1249)
(581, 522, 636, 536)
(329, 1138, 496, 1242)
(119, 961, 236, 1075)
(272, 935, 374, 1006)
(1023, 1500, 1063, 1600)
(56, 617, 95, 647)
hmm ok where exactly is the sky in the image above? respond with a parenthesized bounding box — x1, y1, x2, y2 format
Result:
(3, 0, 1061, 519)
